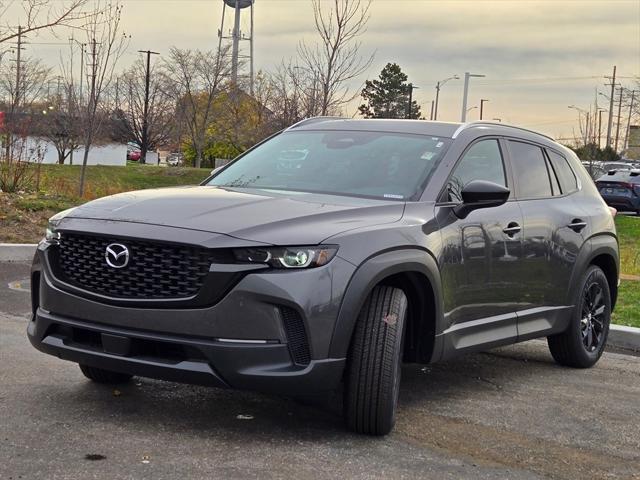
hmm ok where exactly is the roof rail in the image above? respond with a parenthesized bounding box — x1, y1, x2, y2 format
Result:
(452, 121, 555, 141)
(286, 116, 345, 130)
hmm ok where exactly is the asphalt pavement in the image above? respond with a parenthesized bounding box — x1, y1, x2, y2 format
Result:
(1, 261, 639, 480)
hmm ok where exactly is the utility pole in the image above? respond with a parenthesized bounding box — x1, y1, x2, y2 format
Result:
(614, 86, 624, 152)
(138, 50, 160, 164)
(405, 83, 418, 119)
(14, 25, 23, 112)
(597, 108, 606, 149)
(429, 100, 434, 121)
(479, 99, 489, 120)
(623, 90, 636, 152)
(461, 72, 485, 122)
(605, 66, 616, 148)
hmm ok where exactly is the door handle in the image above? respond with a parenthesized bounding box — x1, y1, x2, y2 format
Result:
(568, 219, 587, 232)
(502, 222, 521, 237)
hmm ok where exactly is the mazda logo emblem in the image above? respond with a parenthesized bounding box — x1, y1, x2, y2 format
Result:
(105, 243, 130, 269)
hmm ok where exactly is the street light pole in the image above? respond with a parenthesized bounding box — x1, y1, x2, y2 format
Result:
(461, 72, 485, 122)
(480, 99, 489, 120)
(433, 75, 458, 121)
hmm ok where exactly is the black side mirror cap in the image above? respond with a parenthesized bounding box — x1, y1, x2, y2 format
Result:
(453, 180, 510, 219)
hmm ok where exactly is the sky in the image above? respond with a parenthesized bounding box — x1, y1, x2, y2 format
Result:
(6, 0, 640, 140)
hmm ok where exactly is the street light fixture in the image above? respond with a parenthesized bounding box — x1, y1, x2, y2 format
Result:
(433, 75, 459, 120)
(461, 72, 485, 122)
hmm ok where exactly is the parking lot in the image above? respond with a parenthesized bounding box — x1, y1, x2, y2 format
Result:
(1, 261, 639, 480)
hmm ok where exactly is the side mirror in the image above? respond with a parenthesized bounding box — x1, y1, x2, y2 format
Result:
(453, 180, 510, 219)
(210, 166, 223, 176)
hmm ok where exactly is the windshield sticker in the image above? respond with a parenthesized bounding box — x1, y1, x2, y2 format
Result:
(384, 193, 404, 199)
(436, 141, 444, 148)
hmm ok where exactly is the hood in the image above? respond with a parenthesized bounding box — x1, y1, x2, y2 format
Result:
(63, 186, 405, 245)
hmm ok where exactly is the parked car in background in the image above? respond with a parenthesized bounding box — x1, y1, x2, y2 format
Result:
(127, 142, 141, 161)
(166, 152, 184, 166)
(581, 161, 607, 181)
(29, 119, 620, 435)
(601, 161, 633, 172)
(596, 169, 640, 215)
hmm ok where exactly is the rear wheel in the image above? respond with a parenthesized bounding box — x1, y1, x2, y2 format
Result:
(547, 265, 611, 368)
(344, 285, 408, 436)
(79, 364, 133, 384)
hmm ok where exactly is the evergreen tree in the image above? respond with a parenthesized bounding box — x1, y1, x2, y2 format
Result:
(358, 63, 421, 119)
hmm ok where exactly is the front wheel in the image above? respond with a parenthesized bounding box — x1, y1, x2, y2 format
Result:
(547, 265, 611, 368)
(344, 285, 408, 436)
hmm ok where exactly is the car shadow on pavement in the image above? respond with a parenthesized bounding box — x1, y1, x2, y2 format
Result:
(38, 343, 556, 440)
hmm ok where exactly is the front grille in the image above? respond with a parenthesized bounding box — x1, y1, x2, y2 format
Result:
(56, 233, 217, 300)
(279, 306, 311, 366)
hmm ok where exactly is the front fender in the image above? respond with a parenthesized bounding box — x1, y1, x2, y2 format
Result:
(328, 248, 443, 360)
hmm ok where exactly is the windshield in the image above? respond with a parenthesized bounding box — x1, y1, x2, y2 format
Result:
(207, 130, 451, 200)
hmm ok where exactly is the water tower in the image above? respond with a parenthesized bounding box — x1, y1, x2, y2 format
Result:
(218, 0, 255, 94)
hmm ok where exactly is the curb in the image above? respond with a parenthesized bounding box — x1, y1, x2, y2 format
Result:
(0, 243, 37, 263)
(609, 324, 640, 352)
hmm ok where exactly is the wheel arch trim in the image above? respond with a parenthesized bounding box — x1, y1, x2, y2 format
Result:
(328, 248, 443, 359)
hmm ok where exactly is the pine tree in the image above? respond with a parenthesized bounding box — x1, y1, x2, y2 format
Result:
(358, 63, 421, 119)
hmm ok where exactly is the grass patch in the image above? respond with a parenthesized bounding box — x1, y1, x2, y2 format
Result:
(613, 215, 639, 327)
(613, 281, 640, 328)
(0, 164, 210, 243)
(615, 215, 640, 277)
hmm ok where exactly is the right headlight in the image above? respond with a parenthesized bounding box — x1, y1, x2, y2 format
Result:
(232, 246, 338, 269)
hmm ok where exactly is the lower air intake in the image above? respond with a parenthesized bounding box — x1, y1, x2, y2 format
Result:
(279, 306, 311, 366)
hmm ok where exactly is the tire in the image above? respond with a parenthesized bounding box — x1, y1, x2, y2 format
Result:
(79, 364, 133, 384)
(547, 265, 611, 368)
(344, 285, 408, 436)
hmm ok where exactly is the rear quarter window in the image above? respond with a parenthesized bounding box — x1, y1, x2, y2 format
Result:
(547, 149, 578, 194)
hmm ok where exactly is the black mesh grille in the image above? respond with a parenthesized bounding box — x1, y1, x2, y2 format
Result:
(56, 233, 217, 300)
(279, 306, 311, 366)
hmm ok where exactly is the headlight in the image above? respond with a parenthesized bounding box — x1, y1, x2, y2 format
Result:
(232, 246, 338, 269)
(44, 223, 61, 244)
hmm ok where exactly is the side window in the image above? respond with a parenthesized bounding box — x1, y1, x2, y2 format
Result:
(446, 139, 506, 203)
(547, 149, 578, 194)
(508, 141, 552, 199)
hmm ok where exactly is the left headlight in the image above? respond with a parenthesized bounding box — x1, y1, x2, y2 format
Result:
(44, 223, 61, 244)
(43, 206, 76, 244)
(232, 246, 338, 269)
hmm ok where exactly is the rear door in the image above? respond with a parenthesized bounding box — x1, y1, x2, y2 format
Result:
(506, 140, 585, 339)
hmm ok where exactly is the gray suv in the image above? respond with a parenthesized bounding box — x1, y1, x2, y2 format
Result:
(29, 119, 619, 435)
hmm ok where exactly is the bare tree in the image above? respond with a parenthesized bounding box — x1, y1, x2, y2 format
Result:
(0, 55, 50, 112)
(0, 55, 50, 160)
(114, 57, 175, 160)
(162, 47, 230, 168)
(0, 0, 94, 45)
(298, 0, 374, 116)
(41, 76, 82, 164)
(77, 1, 128, 196)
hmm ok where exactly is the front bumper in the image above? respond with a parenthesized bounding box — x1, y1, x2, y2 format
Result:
(29, 239, 355, 395)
